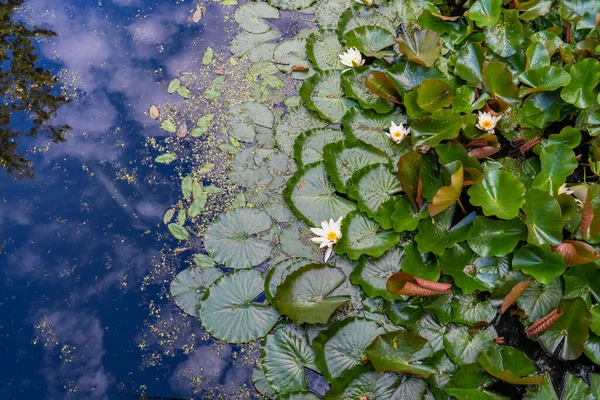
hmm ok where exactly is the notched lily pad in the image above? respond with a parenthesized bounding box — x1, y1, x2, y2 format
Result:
(170, 266, 223, 317)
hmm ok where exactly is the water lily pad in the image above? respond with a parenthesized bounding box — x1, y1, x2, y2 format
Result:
(336, 211, 400, 260)
(516, 278, 563, 321)
(341, 107, 409, 158)
(230, 28, 283, 58)
(350, 246, 404, 300)
(400, 241, 440, 281)
(365, 331, 436, 377)
(445, 363, 507, 400)
(323, 139, 390, 194)
(346, 163, 401, 222)
(410, 109, 462, 148)
(315, 0, 353, 29)
(452, 293, 496, 326)
(274, 38, 315, 78)
(444, 326, 498, 366)
(275, 106, 329, 156)
(439, 242, 499, 293)
(468, 0, 502, 27)
(538, 297, 592, 360)
(467, 161, 525, 220)
(483, 9, 524, 58)
(203, 208, 273, 269)
(199, 269, 280, 344)
(563, 263, 600, 307)
(482, 61, 520, 105)
(396, 29, 442, 68)
(293, 128, 346, 168)
(234, 2, 279, 34)
(478, 345, 543, 385)
(531, 143, 578, 194)
(415, 205, 476, 255)
(342, 64, 396, 114)
(522, 189, 564, 246)
(272, 264, 352, 325)
(265, 258, 312, 301)
(343, 26, 396, 58)
(337, 4, 396, 38)
(299, 70, 357, 123)
(269, 0, 316, 10)
(228, 102, 274, 143)
(561, 58, 600, 109)
(521, 91, 568, 129)
(283, 162, 357, 227)
(262, 325, 319, 393)
(468, 216, 527, 257)
(387, 61, 449, 95)
(512, 244, 566, 284)
(416, 79, 454, 113)
(518, 65, 571, 94)
(307, 30, 344, 71)
(313, 317, 386, 381)
(170, 266, 223, 317)
(390, 196, 428, 233)
(324, 365, 402, 400)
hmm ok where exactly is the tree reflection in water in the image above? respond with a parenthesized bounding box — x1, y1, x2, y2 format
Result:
(0, 0, 70, 179)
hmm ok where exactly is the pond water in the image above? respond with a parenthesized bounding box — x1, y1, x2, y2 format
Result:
(0, 0, 297, 398)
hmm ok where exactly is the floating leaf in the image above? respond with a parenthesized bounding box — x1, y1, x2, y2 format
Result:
(149, 104, 159, 119)
(516, 278, 563, 322)
(468, 216, 527, 257)
(478, 345, 543, 385)
(552, 240, 599, 266)
(170, 266, 222, 317)
(192, 114, 214, 137)
(168, 223, 188, 240)
(513, 244, 566, 285)
(454, 43, 486, 88)
(161, 120, 177, 133)
(272, 264, 351, 325)
(482, 61, 520, 105)
(234, 2, 279, 34)
(396, 29, 442, 68)
(416, 79, 454, 113)
(324, 366, 402, 400)
(293, 128, 346, 168)
(262, 325, 319, 393)
(199, 269, 280, 344)
(336, 211, 400, 260)
(522, 189, 564, 246)
(193, 254, 215, 268)
(343, 26, 396, 58)
(365, 331, 436, 377)
(483, 9, 524, 58)
(411, 109, 462, 148)
(313, 317, 386, 381)
(363, 70, 403, 108)
(167, 78, 181, 93)
(428, 162, 463, 217)
(283, 162, 357, 226)
(468, 0, 502, 27)
(228, 102, 274, 143)
(415, 205, 476, 255)
(307, 30, 344, 71)
(519, 66, 571, 94)
(197, 163, 215, 175)
(561, 58, 600, 109)
(203, 208, 273, 269)
(440, 242, 500, 293)
(350, 246, 403, 300)
(446, 363, 507, 400)
(202, 46, 214, 65)
(176, 86, 192, 99)
(444, 326, 497, 366)
(299, 70, 357, 123)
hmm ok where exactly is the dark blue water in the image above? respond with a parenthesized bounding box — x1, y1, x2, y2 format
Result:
(0, 1, 256, 398)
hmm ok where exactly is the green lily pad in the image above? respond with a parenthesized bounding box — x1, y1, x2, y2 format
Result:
(341, 107, 409, 158)
(234, 2, 279, 34)
(272, 264, 352, 325)
(563, 263, 600, 307)
(467, 161, 525, 220)
(516, 278, 563, 322)
(346, 163, 401, 223)
(520, 91, 569, 129)
(168, 223, 188, 240)
(350, 246, 404, 300)
(482, 61, 520, 105)
(315, 0, 353, 29)
(269, 0, 316, 10)
(203, 208, 273, 269)
(265, 258, 312, 301)
(337, 4, 396, 38)
(342, 63, 396, 114)
(299, 70, 357, 123)
(439, 242, 499, 294)
(400, 241, 440, 281)
(561, 58, 600, 109)
(483, 9, 524, 58)
(364, 331, 436, 377)
(415, 205, 476, 255)
(468, 216, 527, 257)
(324, 365, 402, 400)
(478, 345, 543, 385)
(519, 66, 572, 94)
(199, 269, 280, 344)
(452, 293, 497, 326)
(523, 375, 558, 400)
(252, 360, 277, 399)
(411, 109, 462, 148)
(512, 244, 566, 285)
(228, 102, 274, 143)
(343, 26, 396, 58)
(522, 189, 564, 246)
(562, 373, 595, 400)
(416, 79, 454, 113)
(170, 266, 223, 317)
(230, 28, 283, 58)
(306, 30, 344, 71)
(273, 38, 314, 77)
(293, 128, 346, 168)
(386, 61, 449, 95)
(454, 43, 486, 89)
(538, 297, 592, 360)
(531, 143, 578, 194)
(518, 0, 553, 20)
(323, 139, 390, 194)
(526, 42, 551, 69)
(275, 106, 329, 156)
(468, 0, 502, 27)
(336, 210, 400, 260)
(390, 196, 428, 233)
(444, 326, 497, 366)
(262, 325, 319, 393)
(445, 363, 508, 400)
(283, 162, 357, 227)
(396, 29, 442, 68)
(313, 317, 386, 381)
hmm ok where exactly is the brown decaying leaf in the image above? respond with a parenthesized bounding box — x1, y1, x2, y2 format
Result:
(580, 195, 594, 238)
(177, 121, 188, 138)
(395, 281, 451, 296)
(414, 276, 452, 291)
(463, 167, 483, 186)
(551, 240, 600, 265)
(292, 65, 309, 71)
(149, 105, 159, 119)
(192, 5, 205, 23)
(174, 247, 192, 254)
(494, 337, 505, 344)
(501, 280, 533, 314)
(428, 166, 463, 216)
(525, 307, 563, 338)
(387, 272, 451, 296)
(468, 146, 500, 159)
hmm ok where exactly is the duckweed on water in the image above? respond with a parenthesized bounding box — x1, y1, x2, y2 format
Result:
(150, 0, 600, 397)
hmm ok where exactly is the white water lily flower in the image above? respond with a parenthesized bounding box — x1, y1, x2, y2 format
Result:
(310, 216, 343, 263)
(558, 183, 574, 195)
(339, 47, 365, 68)
(476, 111, 503, 133)
(354, 0, 374, 6)
(385, 121, 410, 144)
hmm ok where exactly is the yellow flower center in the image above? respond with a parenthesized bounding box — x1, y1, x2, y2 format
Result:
(481, 120, 493, 130)
(327, 231, 338, 241)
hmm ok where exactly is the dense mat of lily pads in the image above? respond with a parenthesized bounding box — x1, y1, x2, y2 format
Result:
(164, 0, 600, 398)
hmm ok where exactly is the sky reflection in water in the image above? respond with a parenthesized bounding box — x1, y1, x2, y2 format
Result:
(0, 0, 262, 398)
